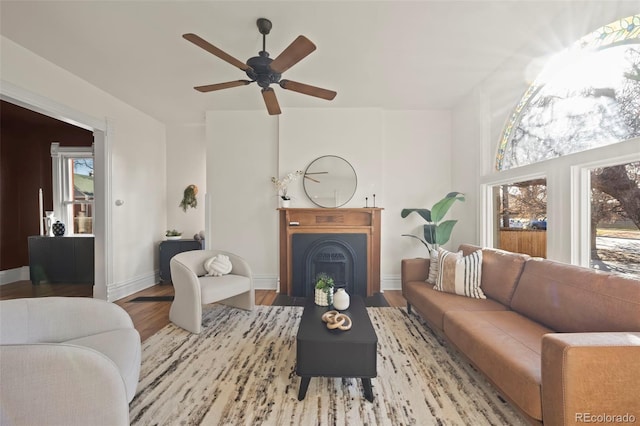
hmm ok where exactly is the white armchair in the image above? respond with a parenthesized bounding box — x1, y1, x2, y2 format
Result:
(169, 249, 255, 333)
(0, 297, 141, 426)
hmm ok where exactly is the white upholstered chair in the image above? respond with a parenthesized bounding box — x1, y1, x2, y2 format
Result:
(169, 249, 255, 333)
(0, 297, 141, 426)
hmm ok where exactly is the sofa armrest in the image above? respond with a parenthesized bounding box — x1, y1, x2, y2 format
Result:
(401, 258, 429, 285)
(0, 344, 130, 426)
(0, 297, 135, 344)
(541, 332, 640, 425)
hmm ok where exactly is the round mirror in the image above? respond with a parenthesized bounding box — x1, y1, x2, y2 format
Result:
(303, 155, 357, 208)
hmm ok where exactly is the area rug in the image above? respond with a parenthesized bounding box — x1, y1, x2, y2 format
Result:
(130, 306, 526, 425)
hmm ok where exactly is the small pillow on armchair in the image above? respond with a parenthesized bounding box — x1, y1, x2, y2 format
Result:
(434, 247, 485, 299)
(204, 254, 232, 277)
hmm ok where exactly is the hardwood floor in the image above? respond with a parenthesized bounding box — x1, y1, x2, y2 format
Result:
(0, 281, 406, 342)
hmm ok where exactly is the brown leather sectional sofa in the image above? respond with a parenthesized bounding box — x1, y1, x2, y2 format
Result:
(401, 244, 640, 425)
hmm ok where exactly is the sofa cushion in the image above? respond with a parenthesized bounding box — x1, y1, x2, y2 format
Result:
(403, 281, 508, 332)
(443, 310, 553, 421)
(510, 258, 640, 332)
(459, 244, 529, 306)
(66, 328, 141, 402)
(435, 248, 485, 299)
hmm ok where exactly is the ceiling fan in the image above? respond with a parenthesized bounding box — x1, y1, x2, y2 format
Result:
(183, 18, 337, 115)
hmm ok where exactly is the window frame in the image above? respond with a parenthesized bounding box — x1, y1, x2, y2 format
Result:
(483, 137, 640, 265)
(571, 151, 640, 268)
(51, 142, 95, 236)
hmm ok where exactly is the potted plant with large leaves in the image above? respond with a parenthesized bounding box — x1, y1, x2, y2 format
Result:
(401, 192, 465, 283)
(401, 192, 465, 252)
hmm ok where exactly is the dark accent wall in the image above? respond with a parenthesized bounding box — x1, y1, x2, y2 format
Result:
(0, 100, 93, 271)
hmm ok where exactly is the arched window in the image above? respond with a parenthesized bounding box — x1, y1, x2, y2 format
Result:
(496, 15, 640, 171)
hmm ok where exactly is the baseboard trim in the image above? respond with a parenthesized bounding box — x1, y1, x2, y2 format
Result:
(105, 273, 396, 300)
(108, 270, 159, 302)
(381, 275, 401, 291)
(253, 274, 277, 291)
(256, 275, 402, 292)
(0, 266, 30, 285)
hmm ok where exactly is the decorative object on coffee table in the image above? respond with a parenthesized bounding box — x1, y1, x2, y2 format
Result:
(321, 310, 352, 331)
(314, 273, 334, 306)
(333, 288, 350, 310)
(52, 221, 65, 236)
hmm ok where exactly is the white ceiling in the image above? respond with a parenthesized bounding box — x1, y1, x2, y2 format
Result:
(1, 1, 637, 125)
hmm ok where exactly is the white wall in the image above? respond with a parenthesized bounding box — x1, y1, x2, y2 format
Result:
(166, 124, 206, 238)
(450, 88, 486, 249)
(279, 108, 384, 209)
(205, 107, 452, 291)
(382, 110, 453, 286)
(206, 110, 279, 290)
(1, 36, 166, 300)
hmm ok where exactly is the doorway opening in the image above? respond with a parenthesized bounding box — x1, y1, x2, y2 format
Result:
(0, 86, 109, 300)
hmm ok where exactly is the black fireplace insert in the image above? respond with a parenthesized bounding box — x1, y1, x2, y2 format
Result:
(291, 233, 367, 297)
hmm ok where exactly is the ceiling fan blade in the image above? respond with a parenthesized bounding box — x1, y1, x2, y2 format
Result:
(183, 33, 251, 72)
(269, 36, 316, 74)
(279, 79, 337, 100)
(194, 80, 252, 93)
(262, 88, 281, 115)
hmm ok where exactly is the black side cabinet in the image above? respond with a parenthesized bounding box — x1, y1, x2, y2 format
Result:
(28, 236, 95, 284)
(159, 239, 204, 283)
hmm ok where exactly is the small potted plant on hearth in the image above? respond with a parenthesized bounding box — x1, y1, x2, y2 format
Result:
(314, 273, 335, 306)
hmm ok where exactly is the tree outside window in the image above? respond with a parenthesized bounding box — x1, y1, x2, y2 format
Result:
(590, 161, 640, 278)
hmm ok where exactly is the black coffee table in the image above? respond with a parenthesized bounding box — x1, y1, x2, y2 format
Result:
(295, 295, 378, 402)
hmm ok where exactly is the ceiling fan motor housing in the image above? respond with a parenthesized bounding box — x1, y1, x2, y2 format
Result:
(183, 17, 335, 115)
(246, 52, 281, 88)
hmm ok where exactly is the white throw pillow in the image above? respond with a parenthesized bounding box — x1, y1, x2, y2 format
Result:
(204, 254, 232, 277)
(426, 250, 439, 284)
(434, 247, 485, 299)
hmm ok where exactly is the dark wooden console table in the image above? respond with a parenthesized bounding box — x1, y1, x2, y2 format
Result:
(28, 236, 94, 284)
(278, 208, 382, 296)
(159, 239, 204, 283)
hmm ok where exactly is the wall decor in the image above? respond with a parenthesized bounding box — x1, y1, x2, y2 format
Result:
(303, 155, 357, 208)
(179, 184, 198, 212)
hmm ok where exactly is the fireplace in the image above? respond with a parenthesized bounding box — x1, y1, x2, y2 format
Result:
(278, 208, 382, 296)
(291, 234, 367, 297)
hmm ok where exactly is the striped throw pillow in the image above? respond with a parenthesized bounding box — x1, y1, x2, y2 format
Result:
(434, 247, 485, 299)
(426, 250, 439, 284)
